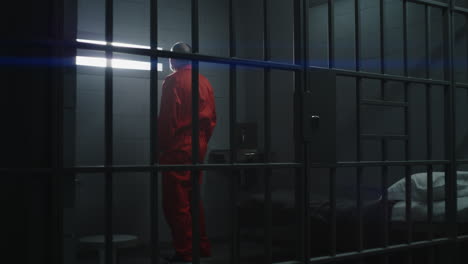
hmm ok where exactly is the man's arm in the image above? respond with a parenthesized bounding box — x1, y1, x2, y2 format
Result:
(158, 77, 180, 152)
(206, 83, 217, 140)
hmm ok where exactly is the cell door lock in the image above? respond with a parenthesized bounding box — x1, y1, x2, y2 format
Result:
(310, 115, 320, 129)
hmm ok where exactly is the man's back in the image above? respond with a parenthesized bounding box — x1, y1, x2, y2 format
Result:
(158, 65, 217, 155)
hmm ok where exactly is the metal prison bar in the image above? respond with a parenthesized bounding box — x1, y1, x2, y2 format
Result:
(191, 0, 201, 262)
(262, 0, 273, 263)
(378, 2, 388, 261)
(228, 0, 240, 262)
(149, 0, 159, 263)
(17, 0, 465, 263)
(446, 3, 460, 264)
(104, 0, 114, 264)
(294, 0, 308, 262)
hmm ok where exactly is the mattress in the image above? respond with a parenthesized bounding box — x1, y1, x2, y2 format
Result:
(391, 197, 468, 222)
(242, 189, 468, 223)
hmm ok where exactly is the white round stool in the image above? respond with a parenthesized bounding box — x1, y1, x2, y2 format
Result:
(79, 234, 138, 264)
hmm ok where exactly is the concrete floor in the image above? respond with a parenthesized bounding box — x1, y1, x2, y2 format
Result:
(76, 237, 296, 264)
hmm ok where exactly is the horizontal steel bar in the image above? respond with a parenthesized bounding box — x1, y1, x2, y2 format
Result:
(0, 163, 303, 174)
(453, 6, 468, 15)
(407, 0, 449, 8)
(0, 168, 54, 174)
(361, 134, 409, 140)
(360, 99, 408, 107)
(310, 160, 450, 168)
(456, 160, 468, 164)
(315, 67, 450, 86)
(75, 163, 303, 171)
(456, 82, 468, 89)
(76, 42, 302, 71)
(2, 160, 455, 173)
(309, 238, 452, 264)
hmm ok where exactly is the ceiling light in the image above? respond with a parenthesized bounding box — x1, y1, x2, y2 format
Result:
(76, 56, 163, 71)
(77, 38, 163, 50)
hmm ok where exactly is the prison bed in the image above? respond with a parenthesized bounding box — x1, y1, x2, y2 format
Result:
(238, 188, 468, 227)
(391, 196, 468, 222)
(237, 172, 468, 263)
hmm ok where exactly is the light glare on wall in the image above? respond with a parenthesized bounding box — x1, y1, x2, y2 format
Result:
(76, 56, 163, 71)
(76, 39, 164, 71)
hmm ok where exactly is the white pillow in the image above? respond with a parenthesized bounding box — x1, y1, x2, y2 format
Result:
(387, 171, 468, 202)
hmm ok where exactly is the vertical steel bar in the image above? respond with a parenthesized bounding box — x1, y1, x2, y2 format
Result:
(380, 0, 385, 76)
(303, 0, 310, 73)
(444, 1, 458, 247)
(403, 3, 413, 264)
(356, 79, 363, 258)
(263, 71, 273, 261)
(263, 0, 271, 63)
(303, 140, 311, 263)
(427, 165, 434, 237)
(425, 14, 433, 244)
(228, 1, 239, 263)
(381, 153, 389, 249)
(405, 162, 413, 260)
(444, 6, 455, 256)
(262, 0, 272, 263)
(380, 0, 386, 105)
(426, 5, 432, 81)
(354, 0, 362, 197)
(229, 0, 237, 60)
(380, 5, 388, 261)
(51, 81, 64, 264)
(426, 4, 433, 163)
(356, 165, 363, 252)
(328, 0, 335, 69)
(426, 165, 434, 264)
(425, 3, 434, 247)
(443, 5, 451, 244)
(229, 79, 239, 264)
(191, 1, 200, 263)
(191, 68, 201, 262)
(104, 0, 114, 264)
(381, 165, 389, 264)
(376, 2, 387, 263)
(355, 0, 363, 254)
(403, 0, 408, 79)
(401, 22, 409, 253)
(355, 0, 360, 72)
(149, 0, 159, 263)
(447, 4, 459, 262)
(229, 3, 239, 264)
(51, 4, 67, 261)
(330, 168, 336, 256)
(302, 0, 311, 261)
(263, 168, 272, 264)
(293, 0, 306, 262)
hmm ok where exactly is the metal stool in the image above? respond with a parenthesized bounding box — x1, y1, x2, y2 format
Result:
(79, 234, 138, 264)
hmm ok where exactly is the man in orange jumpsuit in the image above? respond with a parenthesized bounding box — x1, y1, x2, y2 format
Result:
(158, 42, 216, 263)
